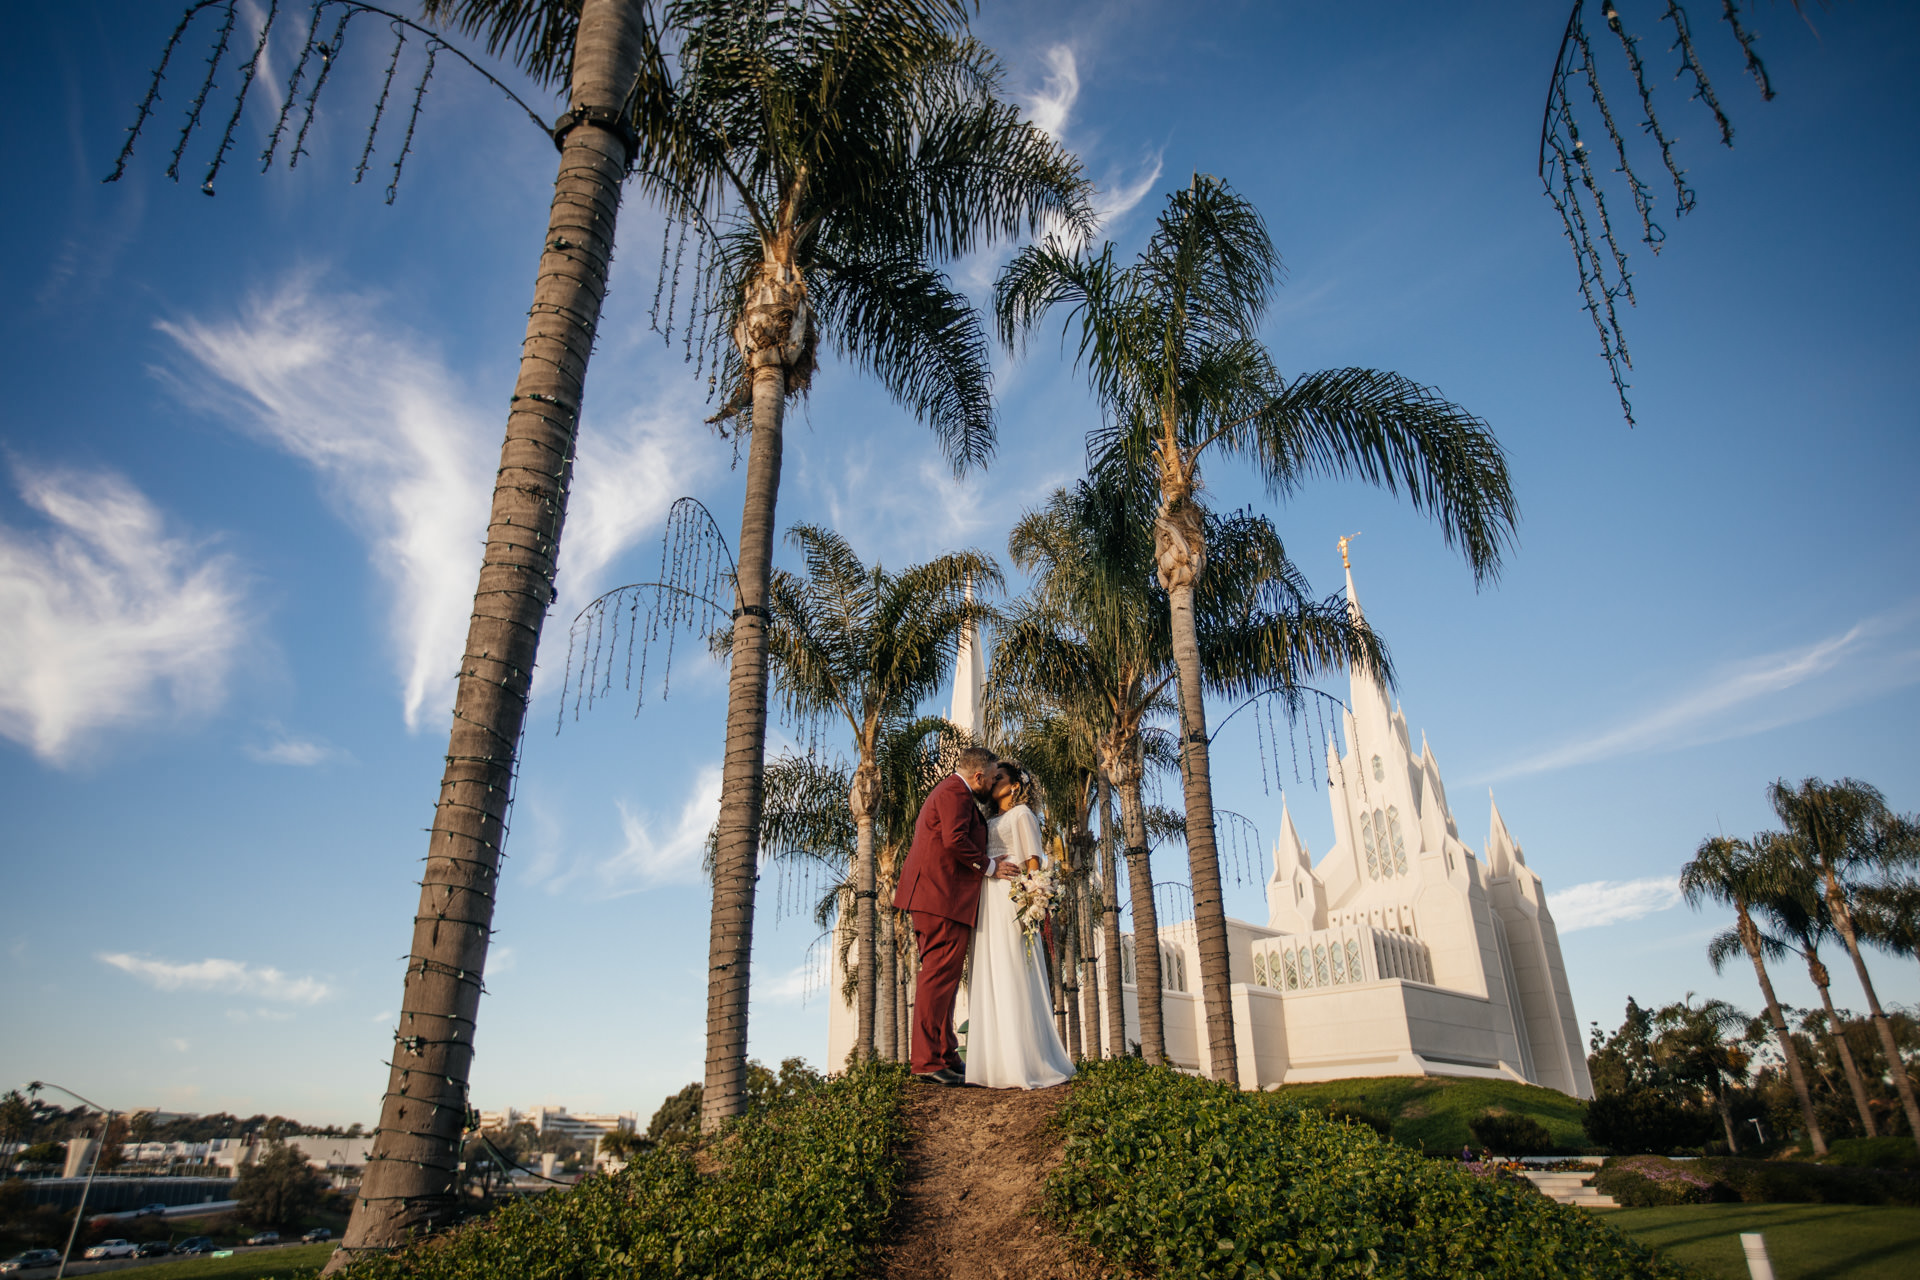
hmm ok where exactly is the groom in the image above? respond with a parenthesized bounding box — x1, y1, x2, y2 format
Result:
(892, 745, 1015, 1085)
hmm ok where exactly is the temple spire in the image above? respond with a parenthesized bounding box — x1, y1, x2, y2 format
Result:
(950, 576, 985, 740)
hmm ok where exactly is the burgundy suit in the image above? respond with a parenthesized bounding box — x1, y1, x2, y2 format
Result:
(893, 773, 991, 1074)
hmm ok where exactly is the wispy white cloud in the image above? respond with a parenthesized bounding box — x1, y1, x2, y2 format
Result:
(1010, 44, 1163, 252)
(1024, 45, 1080, 142)
(99, 952, 332, 1004)
(245, 732, 343, 766)
(0, 464, 246, 765)
(1486, 608, 1920, 781)
(161, 276, 701, 730)
(761, 949, 829, 1004)
(1547, 876, 1683, 933)
(599, 765, 724, 892)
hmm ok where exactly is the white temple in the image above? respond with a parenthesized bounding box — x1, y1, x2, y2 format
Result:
(826, 549, 1593, 1099)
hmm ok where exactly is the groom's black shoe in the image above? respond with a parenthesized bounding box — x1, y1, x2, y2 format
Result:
(913, 1068, 965, 1087)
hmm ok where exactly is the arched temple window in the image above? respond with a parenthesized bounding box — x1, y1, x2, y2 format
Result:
(1387, 806, 1408, 876)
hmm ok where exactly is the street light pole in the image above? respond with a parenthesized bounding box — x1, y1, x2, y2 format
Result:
(27, 1082, 113, 1280)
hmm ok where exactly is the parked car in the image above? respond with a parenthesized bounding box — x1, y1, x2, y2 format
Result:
(83, 1240, 137, 1259)
(134, 1241, 173, 1257)
(132, 1203, 171, 1217)
(0, 1249, 61, 1273)
(173, 1237, 215, 1255)
(300, 1228, 333, 1244)
(245, 1231, 280, 1246)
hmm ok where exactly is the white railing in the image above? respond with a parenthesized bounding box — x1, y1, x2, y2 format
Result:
(1248, 925, 1433, 992)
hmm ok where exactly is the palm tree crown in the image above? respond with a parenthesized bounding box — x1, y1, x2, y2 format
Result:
(994, 174, 1508, 1082)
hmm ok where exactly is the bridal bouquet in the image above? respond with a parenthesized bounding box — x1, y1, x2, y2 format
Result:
(1007, 861, 1062, 947)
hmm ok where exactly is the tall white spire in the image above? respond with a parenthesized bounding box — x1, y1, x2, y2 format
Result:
(1339, 534, 1391, 734)
(950, 576, 985, 740)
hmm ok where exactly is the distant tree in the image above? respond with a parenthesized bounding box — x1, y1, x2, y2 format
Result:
(235, 1143, 325, 1227)
(1650, 994, 1752, 1153)
(0, 1092, 29, 1151)
(646, 1084, 704, 1148)
(1682, 834, 1828, 1155)
(15, 1142, 62, 1168)
(1769, 777, 1920, 1150)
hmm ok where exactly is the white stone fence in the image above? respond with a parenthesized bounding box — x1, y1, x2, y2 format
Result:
(1247, 925, 1434, 992)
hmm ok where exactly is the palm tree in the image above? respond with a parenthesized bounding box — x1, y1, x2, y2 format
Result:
(991, 471, 1383, 1068)
(1854, 873, 1920, 973)
(652, 0, 1090, 1130)
(1768, 777, 1920, 1149)
(333, 1, 663, 1263)
(732, 524, 998, 1064)
(1684, 835, 1828, 1156)
(996, 175, 1515, 1084)
(1748, 831, 1881, 1137)
(1650, 995, 1751, 1153)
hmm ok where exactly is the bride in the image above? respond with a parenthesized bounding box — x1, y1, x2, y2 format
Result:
(964, 760, 1076, 1089)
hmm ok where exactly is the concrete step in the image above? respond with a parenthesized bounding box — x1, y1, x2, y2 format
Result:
(1520, 1170, 1617, 1209)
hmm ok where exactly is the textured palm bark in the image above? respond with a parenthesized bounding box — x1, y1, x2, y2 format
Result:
(851, 763, 879, 1063)
(703, 362, 786, 1131)
(328, 3, 646, 1268)
(1740, 907, 1827, 1156)
(704, 253, 810, 1131)
(1073, 831, 1098, 1058)
(1104, 741, 1163, 1064)
(1096, 772, 1126, 1059)
(878, 896, 898, 1061)
(1823, 875, 1920, 1149)
(1156, 496, 1239, 1086)
(1807, 952, 1878, 1136)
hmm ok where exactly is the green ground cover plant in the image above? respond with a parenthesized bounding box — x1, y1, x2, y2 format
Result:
(1607, 1203, 1920, 1280)
(1594, 1154, 1920, 1207)
(136, 1242, 336, 1279)
(1270, 1074, 1589, 1154)
(1048, 1060, 1682, 1278)
(337, 1063, 907, 1280)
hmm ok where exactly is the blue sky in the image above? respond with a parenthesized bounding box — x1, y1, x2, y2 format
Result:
(2, 1, 1915, 1125)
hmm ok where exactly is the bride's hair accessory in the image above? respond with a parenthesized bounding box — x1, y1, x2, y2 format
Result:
(994, 758, 1033, 802)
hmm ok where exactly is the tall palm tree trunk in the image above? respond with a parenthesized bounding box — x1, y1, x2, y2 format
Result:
(850, 764, 879, 1063)
(1097, 772, 1126, 1058)
(1106, 744, 1164, 1063)
(1740, 907, 1828, 1156)
(1805, 949, 1878, 1137)
(1077, 841, 1101, 1058)
(1823, 878, 1920, 1149)
(705, 358, 792, 1132)
(877, 892, 897, 1061)
(1711, 1081, 1739, 1153)
(1060, 883, 1083, 1059)
(1156, 498, 1238, 1085)
(330, 3, 647, 1266)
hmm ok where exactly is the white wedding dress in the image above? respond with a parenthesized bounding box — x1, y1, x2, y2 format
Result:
(963, 804, 1076, 1089)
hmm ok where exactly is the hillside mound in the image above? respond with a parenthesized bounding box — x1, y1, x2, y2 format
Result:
(876, 1080, 1101, 1280)
(1271, 1073, 1590, 1152)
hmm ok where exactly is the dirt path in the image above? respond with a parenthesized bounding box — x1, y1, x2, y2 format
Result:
(875, 1081, 1104, 1280)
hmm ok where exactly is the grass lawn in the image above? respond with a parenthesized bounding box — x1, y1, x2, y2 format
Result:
(132, 1243, 332, 1279)
(1269, 1074, 1590, 1153)
(1608, 1203, 1920, 1280)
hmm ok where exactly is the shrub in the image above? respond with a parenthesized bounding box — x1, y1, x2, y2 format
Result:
(1592, 1156, 1727, 1207)
(1583, 1089, 1714, 1154)
(1823, 1136, 1920, 1172)
(1593, 1154, 1920, 1208)
(341, 1063, 907, 1280)
(1049, 1059, 1685, 1278)
(1470, 1110, 1555, 1156)
(1701, 1156, 1920, 1206)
